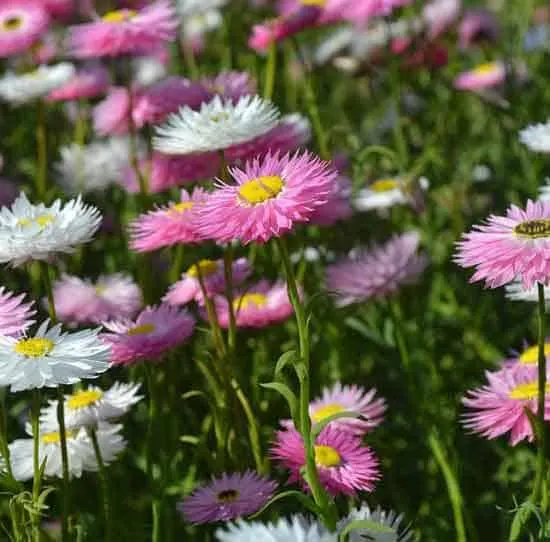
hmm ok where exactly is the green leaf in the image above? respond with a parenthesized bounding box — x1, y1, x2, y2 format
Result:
(274, 350, 298, 378)
(260, 382, 298, 423)
(294, 361, 307, 383)
(181, 390, 205, 401)
(338, 519, 395, 542)
(509, 500, 537, 542)
(311, 411, 362, 440)
(180, 435, 200, 445)
(248, 490, 320, 520)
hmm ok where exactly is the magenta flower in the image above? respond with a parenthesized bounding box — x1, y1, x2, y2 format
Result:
(69, 1, 178, 59)
(93, 87, 130, 136)
(455, 200, 550, 289)
(0, 287, 35, 337)
(271, 426, 380, 496)
(102, 305, 195, 366)
(39, 0, 73, 20)
(454, 61, 506, 91)
(201, 71, 257, 103)
(458, 9, 500, 49)
(179, 471, 277, 525)
(0, 1, 49, 58)
(326, 232, 427, 306)
(163, 258, 251, 306)
(462, 365, 550, 445)
(49, 274, 142, 327)
(309, 174, 353, 226)
(197, 151, 336, 244)
(128, 188, 207, 252)
(48, 65, 110, 102)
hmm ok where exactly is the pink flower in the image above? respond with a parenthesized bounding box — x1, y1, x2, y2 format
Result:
(163, 258, 251, 306)
(48, 65, 110, 102)
(102, 304, 195, 366)
(454, 200, 550, 289)
(454, 61, 506, 91)
(0, 287, 35, 337)
(271, 426, 380, 496)
(38, 0, 73, 20)
(49, 274, 142, 327)
(69, 1, 178, 59)
(458, 9, 500, 49)
(462, 365, 550, 445)
(209, 280, 294, 329)
(197, 151, 336, 244)
(0, 1, 50, 58)
(422, 0, 462, 39)
(309, 174, 353, 226)
(93, 87, 130, 136)
(128, 188, 208, 252)
(201, 71, 257, 103)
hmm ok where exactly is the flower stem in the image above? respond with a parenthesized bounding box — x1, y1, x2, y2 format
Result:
(35, 101, 47, 200)
(0, 391, 13, 481)
(276, 237, 336, 530)
(31, 389, 41, 542)
(263, 41, 277, 100)
(169, 244, 184, 284)
(56, 388, 70, 542)
(532, 283, 547, 506)
(89, 429, 112, 542)
(223, 247, 237, 353)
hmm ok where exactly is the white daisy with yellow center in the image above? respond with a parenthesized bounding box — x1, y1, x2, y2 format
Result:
(354, 178, 406, 211)
(0, 320, 110, 392)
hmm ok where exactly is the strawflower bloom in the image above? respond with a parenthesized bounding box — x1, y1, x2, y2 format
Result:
(454, 61, 506, 91)
(354, 177, 429, 212)
(0, 320, 110, 392)
(49, 273, 142, 326)
(47, 64, 110, 102)
(102, 304, 195, 366)
(0, 1, 50, 58)
(519, 120, 550, 153)
(338, 505, 412, 542)
(69, 0, 178, 58)
(455, 200, 550, 289)
(310, 174, 353, 226)
(129, 188, 207, 251)
(5, 423, 125, 480)
(458, 9, 500, 49)
(179, 471, 277, 524)
(201, 71, 257, 103)
(272, 426, 380, 496)
(0, 192, 101, 266)
(0, 287, 35, 337)
(92, 86, 131, 136)
(164, 258, 251, 306)
(197, 151, 336, 244)
(462, 364, 550, 445)
(326, 232, 427, 306)
(153, 95, 280, 155)
(40, 382, 143, 430)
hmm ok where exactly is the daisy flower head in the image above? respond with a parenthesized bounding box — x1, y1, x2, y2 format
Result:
(455, 200, 550, 289)
(129, 188, 208, 252)
(0, 192, 101, 266)
(0, 321, 110, 392)
(179, 471, 277, 524)
(505, 279, 550, 308)
(201, 71, 257, 103)
(47, 64, 110, 102)
(0, 1, 50, 58)
(0, 63, 75, 105)
(519, 120, 550, 153)
(50, 273, 142, 326)
(163, 257, 251, 306)
(216, 516, 336, 542)
(93, 87, 131, 136)
(212, 280, 295, 329)
(177, 0, 227, 49)
(454, 61, 506, 91)
(310, 174, 353, 226)
(326, 232, 427, 306)
(197, 151, 336, 244)
(338, 504, 412, 542)
(502, 342, 550, 371)
(0, 287, 35, 337)
(69, 0, 178, 59)
(271, 426, 380, 496)
(102, 304, 195, 366)
(40, 382, 142, 431)
(5, 423, 125, 481)
(153, 95, 280, 155)
(354, 176, 429, 213)
(132, 54, 168, 87)
(462, 365, 550, 445)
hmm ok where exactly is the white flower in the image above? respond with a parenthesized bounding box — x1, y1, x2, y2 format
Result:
(40, 382, 143, 431)
(177, 0, 227, 17)
(5, 423, 125, 481)
(0, 192, 101, 266)
(132, 56, 168, 87)
(55, 139, 131, 194)
(505, 280, 550, 308)
(472, 164, 492, 183)
(216, 516, 336, 542)
(0, 63, 75, 105)
(337, 505, 412, 542)
(519, 121, 550, 152)
(354, 177, 428, 212)
(153, 95, 280, 155)
(540, 178, 550, 202)
(0, 321, 110, 392)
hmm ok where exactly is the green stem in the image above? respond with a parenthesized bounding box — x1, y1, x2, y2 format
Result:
(31, 389, 41, 542)
(56, 388, 70, 542)
(152, 500, 162, 542)
(89, 429, 112, 542)
(223, 247, 237, 353)
(182, 39, 199, 80)
(0, 392, 13, 480)
(263, 41, 277, 100)
(41, 262, 57, 322)
(169, 244, 184, 284)
(35, 101, 47, 200)
(532, 283, 547, 506)
(276, 237, 336, 530)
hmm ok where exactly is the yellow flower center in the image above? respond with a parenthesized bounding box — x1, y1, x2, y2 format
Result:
(41, 430, 76, 444)
(509, 381, 550, 400)
(238, 176, 284, 205)
(216, 489, 240, 503)
(311, 403, 345, 424)
(301, 0, 326, 5)
(17, 214, 55, 228)
(170, 202, 194, 215)
(102, 9, 136, 23)
(209, 112, 230, 123)
(233, 293, 267, 310)
(513, 220, 550, 239)
(369, 178, 400, 193)
(14, 338, 54, 358)
(314, 445, 341, 467)
(94, 285, 107, 296)
(67, 390, 103, 410)
(2, 15, 23, 32)
(186, 259, 219, 278)
(472, 62, 498, 76)
(127, 323, 155, 336)
(519, 344, 550, 364)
